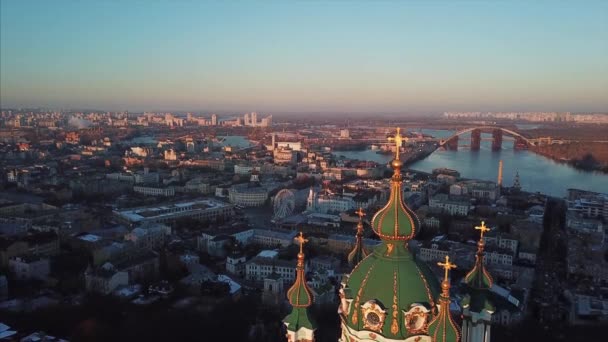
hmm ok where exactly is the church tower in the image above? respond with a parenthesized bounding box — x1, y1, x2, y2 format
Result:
(428, 256, 461, 342)
(283, 232, 316, 342)
(347, 208, 369, 268)
(512, 171, 521, 191)
(338, 128, 443, 342)
(307, 187, 317, 212)
(461, 222, 494, 342)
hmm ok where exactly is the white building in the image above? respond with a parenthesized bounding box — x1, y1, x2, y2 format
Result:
(429, 194, 470, 216)
(133, 185, 175, 197)
(245, 257, 297, 284)
(307, 188, 355, 214)
(114, 198, 233, 226)
(124, 223, 171, 249)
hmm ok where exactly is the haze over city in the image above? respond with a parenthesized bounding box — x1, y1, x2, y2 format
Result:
(1, 0, 607, 112)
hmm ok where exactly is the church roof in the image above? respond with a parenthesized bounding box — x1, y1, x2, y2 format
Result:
(370, 159, 419, 241)
(462, 222, 495, 315)
(342, 130, 441, 340)
(464, 222, 494, 290)
(283, 232, 316, 333)
(348, 208, 369, 267)
(428, 256, 461, 342)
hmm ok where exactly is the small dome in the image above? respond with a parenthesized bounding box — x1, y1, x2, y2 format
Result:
(370, 159, 419, 241)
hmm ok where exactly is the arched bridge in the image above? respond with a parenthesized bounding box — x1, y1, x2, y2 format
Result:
(439, 126, 538, 151)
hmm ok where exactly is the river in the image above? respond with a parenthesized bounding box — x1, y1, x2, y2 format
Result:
(333, 129, 608, 197)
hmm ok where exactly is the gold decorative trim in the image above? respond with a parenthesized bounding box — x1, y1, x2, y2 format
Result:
(391, 270, 399, 334)
(351, 263, 375, 325)
(361, 301, 386, 332)
(404, 306, 429, 335)
(417, 268, 436, 313)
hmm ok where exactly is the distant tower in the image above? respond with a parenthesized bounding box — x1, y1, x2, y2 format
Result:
(251, 112, 258, 127)
(513, 171, 521, 191)
(283, 232, 316, 342)
(244, 113, 251, 126)
(211, 114, 217, 126)
(307, 187, 317, 212)
(497, 160, 503, 187)
(272, 133, 276, 151)
(347, 208, 368, 268)
(461, 221, 494, 342)
(428, 256, 461, 342)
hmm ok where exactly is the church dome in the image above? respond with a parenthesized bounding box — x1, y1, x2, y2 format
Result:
(340, 128, 441, 341)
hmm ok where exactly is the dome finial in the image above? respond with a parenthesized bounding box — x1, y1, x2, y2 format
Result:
(387, 127, 405, 160)
(438, 255, 457, 287)
(296, 231, 308, 256)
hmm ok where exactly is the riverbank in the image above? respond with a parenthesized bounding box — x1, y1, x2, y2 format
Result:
(530, 142, 608, 174)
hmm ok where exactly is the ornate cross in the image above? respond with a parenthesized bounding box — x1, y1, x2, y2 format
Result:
(356, 207, 366, 220)
(387, 127, 405, 160)
(295, 231, 308, 254)
(475, 221, 490, 239)
(438, 255, 457, 282)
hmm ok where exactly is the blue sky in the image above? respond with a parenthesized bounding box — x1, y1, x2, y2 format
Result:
(1, 0, 607, 112)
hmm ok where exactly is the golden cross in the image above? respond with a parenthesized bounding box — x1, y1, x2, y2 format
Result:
(437, 255, 457, 282)
(387, 127, 405, 160)
(356, 207, 365, 220)
(475, 221, 490, 239)
(295, 231, 308, 254)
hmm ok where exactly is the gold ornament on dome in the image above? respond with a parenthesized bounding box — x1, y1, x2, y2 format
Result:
(403, 306, 429, 335)
(361, 301, 387, 333)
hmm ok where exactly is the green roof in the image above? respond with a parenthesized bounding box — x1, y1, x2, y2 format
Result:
(342, 242, 440, 339)
(371, 179, 419, 241)
(428, 289, 461, 342)
(284, 307, 315, 331)
(464, 253, 493, 290)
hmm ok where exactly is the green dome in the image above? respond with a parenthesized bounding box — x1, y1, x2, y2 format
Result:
(284, 235, 317, 334)
(287, 253, 313, 308)
(342, 243, 440, 339)
(464, 241, 493, 290)
(370, 162, 419, 241)
(348, 220, 369, 267)
(428, 281, 461, 342)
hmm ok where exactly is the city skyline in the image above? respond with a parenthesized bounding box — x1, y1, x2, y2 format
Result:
(1, 1, 607, 112)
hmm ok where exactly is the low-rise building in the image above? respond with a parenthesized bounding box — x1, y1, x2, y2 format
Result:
(245, 257, 296, 284)
(114, 198, 233, 226)
(133, 185, 175, 197)
(9, 255, 50, 281)
(85, 262, 129, 294)
(429, 194, 470, 216)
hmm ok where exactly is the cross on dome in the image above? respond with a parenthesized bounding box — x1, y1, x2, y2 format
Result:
(356, 207, 365, 220)
(387, 127, 406, 160)
(475, 221, 490, 239)
(295, 231, 308, 254)
(438, 255, 457, 282)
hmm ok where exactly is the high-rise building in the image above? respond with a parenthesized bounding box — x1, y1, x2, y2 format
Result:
(211, 114, 217, 126)
(244, 113, 251, 126)
(251, 112, 258, 127)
